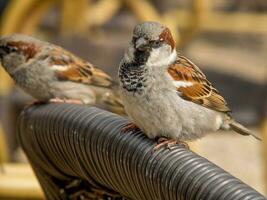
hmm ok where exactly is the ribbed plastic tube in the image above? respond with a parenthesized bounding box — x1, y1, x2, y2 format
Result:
(17, 104, 266, 200)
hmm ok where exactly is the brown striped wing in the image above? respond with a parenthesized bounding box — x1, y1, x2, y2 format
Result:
(168, 56, 231, 113)
(49, 46, 113, 88)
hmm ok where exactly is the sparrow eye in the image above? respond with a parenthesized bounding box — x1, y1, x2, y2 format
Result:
(9, 46, 18, 52)
(0, 45, 18, 54)
(150, 40, 163, 48)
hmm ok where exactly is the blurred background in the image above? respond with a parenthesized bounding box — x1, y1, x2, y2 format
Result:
(0, 0, 266, 199)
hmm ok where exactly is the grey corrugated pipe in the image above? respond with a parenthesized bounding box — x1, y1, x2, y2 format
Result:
(17, 104, 265, 200)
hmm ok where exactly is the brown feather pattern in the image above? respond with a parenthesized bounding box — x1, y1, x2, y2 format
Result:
(159, 28, 175, 50)
(49, 47, 113, 87)
(7, 41, 39, 60)
(168, 56, 231, 113)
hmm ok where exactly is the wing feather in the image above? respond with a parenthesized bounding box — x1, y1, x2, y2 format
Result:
(47, 46, 113, 88)
(168, 56, 230, 113)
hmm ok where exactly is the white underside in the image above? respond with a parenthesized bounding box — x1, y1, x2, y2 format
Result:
(121, 87, 224, 141)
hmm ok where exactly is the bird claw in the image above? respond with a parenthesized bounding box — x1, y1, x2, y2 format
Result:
(121, 123, 140, 133)
(153, 137, 189, 151)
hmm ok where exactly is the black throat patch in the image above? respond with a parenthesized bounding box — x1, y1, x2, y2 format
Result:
(119, 50, 150, 94)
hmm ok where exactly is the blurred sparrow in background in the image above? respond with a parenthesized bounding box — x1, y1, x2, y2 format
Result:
(0, 34, 124, 114)
(118, 21, 261, 148)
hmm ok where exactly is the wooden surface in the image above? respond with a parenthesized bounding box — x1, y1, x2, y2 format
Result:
(0, 163, 44, 200)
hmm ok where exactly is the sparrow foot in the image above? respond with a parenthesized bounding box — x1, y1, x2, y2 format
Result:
(121, 123, 140, 133)
(153, 137, 189, 151)
(49, 98, 83, 104)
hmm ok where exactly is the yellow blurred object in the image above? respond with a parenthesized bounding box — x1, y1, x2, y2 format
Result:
(0, 124, 8, 168)
(124, 0, 162, 22)
(20, 0, 54, 35)
(86, 0, 122, 27)
(0, 67, 13, 96)
(0, 0, 215, 48)
(1, 0, 266, 44)
(0, 163, 44, 199)
(178, 0, 209, 48)
(168, 9, 267, 35)
(61, 0, 89, 34)
(0, 0, 41, 35)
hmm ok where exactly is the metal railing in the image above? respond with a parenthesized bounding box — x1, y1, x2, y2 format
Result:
(17, 104, 266, 200)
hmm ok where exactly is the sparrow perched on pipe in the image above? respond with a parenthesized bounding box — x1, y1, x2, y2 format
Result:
(0, 34, 124, 114)
(118, 21, 261, 147)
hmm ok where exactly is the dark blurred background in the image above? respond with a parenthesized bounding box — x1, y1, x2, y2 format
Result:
(0, 0, 266, 199)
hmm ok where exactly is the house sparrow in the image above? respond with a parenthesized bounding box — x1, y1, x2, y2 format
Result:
(118, 21, 261, 147)
(0, 34, 124, 114)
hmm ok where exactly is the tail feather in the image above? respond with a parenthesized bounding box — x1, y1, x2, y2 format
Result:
(98, 92, 126, 115)
(229, 120, 262, 141)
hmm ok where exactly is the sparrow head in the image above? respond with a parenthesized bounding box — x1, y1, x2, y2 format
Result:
(0, 34, 42, 73)
(128, 21, 176, 66)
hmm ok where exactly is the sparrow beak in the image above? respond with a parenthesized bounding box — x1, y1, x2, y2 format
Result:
(135, 37, 148, 51)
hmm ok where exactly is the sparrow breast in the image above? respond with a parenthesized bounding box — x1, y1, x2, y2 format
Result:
(119, 53, 149, 95)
